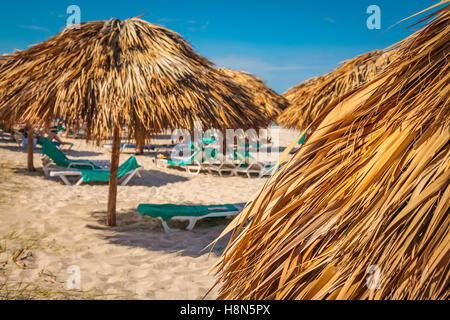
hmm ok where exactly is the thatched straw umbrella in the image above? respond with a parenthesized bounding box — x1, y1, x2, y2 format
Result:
(218, 68, 289, 120)
(0, 17, 268, 226)
(278, 49, 392, 131)
(213, 3, 449, 300)
(0, 53, 37, 171)
(216, 68, 289, 151)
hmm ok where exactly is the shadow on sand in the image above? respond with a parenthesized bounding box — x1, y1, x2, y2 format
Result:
(87, 208, 238, 258)
(9, 166, 190, 188)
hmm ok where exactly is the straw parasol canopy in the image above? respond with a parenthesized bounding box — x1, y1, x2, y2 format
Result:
(0, 55, 8, 67)
(0, 17, 268, 226)
(0, 18, 268, 139)
(213, 3, 449, 300)
(278, 49, 392, 131)
(217, 68, 289, 120)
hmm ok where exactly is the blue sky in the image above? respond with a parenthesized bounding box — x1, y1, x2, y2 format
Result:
(0, 0, 430, 93)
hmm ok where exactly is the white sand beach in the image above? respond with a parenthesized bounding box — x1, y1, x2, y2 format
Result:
(0, 128, 300, 300)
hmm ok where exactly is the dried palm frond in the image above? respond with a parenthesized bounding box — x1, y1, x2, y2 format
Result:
(0, 53, 14, 69)
(218, 68, 289, 120)
(0, 18, 268, 142)
(0, 55, 7, 67)
(213, 2, 450, 300)
(278, 49, 393, 130)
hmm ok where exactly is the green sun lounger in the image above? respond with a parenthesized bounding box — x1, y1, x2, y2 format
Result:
(156, 147, 203, 175)
(39, 137, 106, 176)
(50, 156, 142, 186)
(137, 203, 244, 233)
(233, 149, 276, 178)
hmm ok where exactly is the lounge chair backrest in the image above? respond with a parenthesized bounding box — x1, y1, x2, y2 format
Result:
(118, 156, 140, 179)
(80, 156, 141, 183)
(40, 137, 70, 167)
(168, 148, 201, 166)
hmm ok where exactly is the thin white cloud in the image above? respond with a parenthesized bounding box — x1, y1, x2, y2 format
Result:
(157, 18, 209, 32)
(212, 56, 307, 74)
(158, 17, 176, 22)
(19, 25, 50, 32)
(324, 17, 336, 23)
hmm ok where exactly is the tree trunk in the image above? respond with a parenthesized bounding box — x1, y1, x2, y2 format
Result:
(135, 132, 145, 155)
(222, 129, 227, 158)
(27, 126, 35, 172)
(107, 126, 121, 227)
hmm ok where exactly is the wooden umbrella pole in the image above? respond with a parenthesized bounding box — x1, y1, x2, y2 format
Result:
(135, 132, 144, 155)
(222, 129, 227, 158)
(107, 125, 121, 227)
(27, 125, 35, 172)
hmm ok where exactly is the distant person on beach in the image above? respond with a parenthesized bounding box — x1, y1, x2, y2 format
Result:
(37, 121, 72, 147)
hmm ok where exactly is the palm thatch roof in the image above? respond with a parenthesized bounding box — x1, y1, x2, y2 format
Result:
(217, 68, 289, 120)
(0, 18, 268, 142)
(0, 53, 14, 69)
(0, 55, 8, 66)
(213, 3, 449, 300)
(278, 49, 393, 131)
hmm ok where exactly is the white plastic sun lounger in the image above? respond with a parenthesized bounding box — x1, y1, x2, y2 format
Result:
(42, 157, 109, 177)
(204, 153, 237, 176)
(137, 203, 246, 233)
(234, 162, 276, 178)
(49, 167, 142, 186)
(161, 209, 239, 233)
(155, 149, 203, 175)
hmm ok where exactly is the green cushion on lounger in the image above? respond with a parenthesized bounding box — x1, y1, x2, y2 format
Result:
(167, 158, 193, 166)
(137, 204, 239, 222)
(167, 148, 201, 167)
(79, 156, 140, 182)
(39, 137, 100, 169)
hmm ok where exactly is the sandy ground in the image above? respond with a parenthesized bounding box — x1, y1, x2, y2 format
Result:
(0, 127, 300, 300)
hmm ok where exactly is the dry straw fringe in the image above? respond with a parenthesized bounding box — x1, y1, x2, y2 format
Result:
(213, 2, 450, 300)
(278, 50, 393, 131)
(218, 68, 289, 120)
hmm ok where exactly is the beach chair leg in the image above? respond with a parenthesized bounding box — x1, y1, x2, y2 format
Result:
(60, 175, 73, 186)
(186, 164, 201, 175)
(120, 168, 140, 186)
(75, 177, 84, 186)
(43, 163, 50, 177)
(186, 218, 198, 231)
(225, 169, 235, 176)
(160, 219, 180, 234)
